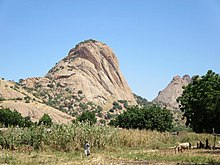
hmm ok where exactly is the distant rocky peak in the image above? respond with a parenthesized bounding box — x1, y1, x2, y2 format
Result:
(182, 74, 191, 83)
(153, 74, 191, 110)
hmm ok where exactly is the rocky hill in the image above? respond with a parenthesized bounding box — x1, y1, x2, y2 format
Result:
(21, 39, 136, 117)
(153, 75, 191, 110)
(0, 78, 73, 123)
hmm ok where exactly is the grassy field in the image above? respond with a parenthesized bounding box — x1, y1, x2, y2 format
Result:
(1, 147, 220, 165)
(0, 124, 219, 165)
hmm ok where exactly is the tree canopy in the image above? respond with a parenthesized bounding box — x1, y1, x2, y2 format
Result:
(177, 70, 220, 133)
(0, 108, 33, 127)
(76, 110, 97, 125)
(38, 114, 53, 126)
(109, 105, 173, 132)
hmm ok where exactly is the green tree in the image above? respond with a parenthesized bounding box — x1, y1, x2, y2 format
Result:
(38, 114, 53, 126)
(77, 110, 97, 125)
(109, 105, 173, 132)
(22, 116, 33, 127)
(177, 70, 220, 133)
(0, 108, 33, 127)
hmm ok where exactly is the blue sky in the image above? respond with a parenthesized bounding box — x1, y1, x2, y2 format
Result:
(0, 0, 220, 101)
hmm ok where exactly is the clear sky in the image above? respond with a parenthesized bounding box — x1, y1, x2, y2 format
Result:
(0, 0, 220, 101)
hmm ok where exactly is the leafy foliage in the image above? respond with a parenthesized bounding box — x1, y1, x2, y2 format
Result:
(177, 70, 220, 133)
(38, 114, 53, 126)
(109, 105, 173, 132)
(76, 110, 97, 125)
(0, 108, 33, 127)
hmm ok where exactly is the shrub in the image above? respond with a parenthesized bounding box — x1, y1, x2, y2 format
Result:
(106, 112, 115, 119)
(78, 90, 83, 95)
(118, 100, 126, 104)
(46, 99, 56, 107)
(117, 105, 123, 110)
(99, 119, 106, 125)
(25, 100, 30, 103)
(79, 103, 88, 110)
(98, 112, 103, 117)
(109, 109, 114, 113)
(16, 97, 22, 100)
(19, 79, 23, 84)
(97, 105, 103, 111)
(77, 111, 97, 125)
(38, 114, 53, 126)
(23, 116, 33, 127)
(47, 84, 54, 88)
(113, 101, 119, 106)
(65, 88, 71, 92)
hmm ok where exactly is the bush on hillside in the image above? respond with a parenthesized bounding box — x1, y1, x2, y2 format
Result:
(76, 110, 97, 125)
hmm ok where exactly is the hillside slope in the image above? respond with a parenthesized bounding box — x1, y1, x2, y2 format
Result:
(0, 78, 73, 123)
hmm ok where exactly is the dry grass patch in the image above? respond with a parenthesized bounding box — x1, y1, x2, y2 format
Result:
(1, 147, 220, 165)
(0, 124, 218, 164)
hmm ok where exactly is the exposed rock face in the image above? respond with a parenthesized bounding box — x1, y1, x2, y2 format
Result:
(0, 79, 25, 99)
(46, 40, 136, 107)
(0, 101, 73, 123)
(153, 75, 191, 110)
(0, 78, 73, 123)
(21, 77, 50, 89)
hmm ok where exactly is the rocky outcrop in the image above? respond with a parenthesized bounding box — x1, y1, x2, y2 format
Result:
(0, 101, 73, 123)
(22, 39, 136, 110)
(0, 78, 73, 123)
(21, 77, 50, 89)
(0, 79, 25, 99)
(153, 75, 191, 110)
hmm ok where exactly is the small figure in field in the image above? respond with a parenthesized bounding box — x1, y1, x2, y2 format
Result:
(205, 138, 210, 149)
(197, 141, 205, 149)
(84, 141, 90, 157)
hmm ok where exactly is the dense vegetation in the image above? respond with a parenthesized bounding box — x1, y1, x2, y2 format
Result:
(0, 108, 53, 127)
(76, 110, 97, 125)
(109, 105, 173, 132)
(38, 114, 53, 126)
(178, 70, 220, 133)
(0, 108, 32, 127)
(0, 123, 212, 151)
(0, 123, 218, 165)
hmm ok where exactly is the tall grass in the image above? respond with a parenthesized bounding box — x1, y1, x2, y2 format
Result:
(0, 123, 214, 152)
